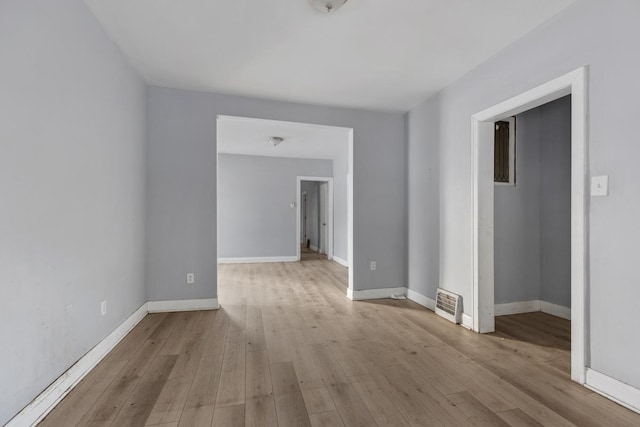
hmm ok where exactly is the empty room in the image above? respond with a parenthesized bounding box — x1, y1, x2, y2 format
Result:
(2, 0, 640, 426)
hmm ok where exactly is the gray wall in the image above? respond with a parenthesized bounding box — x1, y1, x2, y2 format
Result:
(301, 180, 321, 249)
(494, 97, 571, 308)
(0, 0, 147, 424)
(218, 155, 332, 258)
(147, 87, 406, 301)
(407, 0, 640, 389)
(494, 109, 542, 304)
(540, 97, 572, 308)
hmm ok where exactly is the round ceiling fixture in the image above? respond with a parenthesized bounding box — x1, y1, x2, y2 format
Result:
(267, 136, 284, 147)
(309, 0, 348, 13)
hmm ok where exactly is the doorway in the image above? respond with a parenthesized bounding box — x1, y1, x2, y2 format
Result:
(471, 67, 587, 384)
(297, 177, 333, 262)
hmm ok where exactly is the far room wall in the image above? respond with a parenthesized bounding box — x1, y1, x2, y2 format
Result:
(217, 154, 333, 259)
(495, 96, 571, 310)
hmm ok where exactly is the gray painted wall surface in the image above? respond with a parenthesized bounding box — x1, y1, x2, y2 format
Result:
(146, 87, 406, 301)
(494, 109, 542, 304)
(218, 155, 332, 258)
(408, 0, 640, 388)
(0, 0, 147, 424)
(540, 97, 572, 308)
(494, 97, 571, 308)
(301, 181, 321, 249)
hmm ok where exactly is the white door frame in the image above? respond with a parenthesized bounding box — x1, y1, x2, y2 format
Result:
(297, 177, 334, 261)
(471, 67, 588, 384)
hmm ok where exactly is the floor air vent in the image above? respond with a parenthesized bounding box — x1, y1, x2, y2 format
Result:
(435, 288, 461, 324)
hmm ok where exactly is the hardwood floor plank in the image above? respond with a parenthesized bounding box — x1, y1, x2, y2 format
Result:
(327, 383, 377, 427)
(301, 387, 336, 415)
(215, 341, 246, 407)
(309, 411, 345, 427)
(212, 404, 245, 427)
(77, 334, 167, 426)
(146, 330, 205, 424)
(105, 314, 166, 363)
(350, 374, 410, 427)
(496, 408, 543, 427)
(271, 361, 312, 427)
(112, 355, 178, 427)
(246, 350, 273, 399)
(245, 396, 278, 427)
(445, 391, 509, 427)
(246, 306, 267, 352)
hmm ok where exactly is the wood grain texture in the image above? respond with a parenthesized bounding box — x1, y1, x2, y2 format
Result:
(40, 259, 640, 426)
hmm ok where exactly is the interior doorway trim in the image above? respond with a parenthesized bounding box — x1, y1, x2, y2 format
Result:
(296, 176, 334, 262)
(471, 67, 588, 384)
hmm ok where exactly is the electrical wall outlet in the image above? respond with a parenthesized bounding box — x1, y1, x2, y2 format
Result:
(101, 300, 107, 316)
(187, 273, 195, 284)
(591, 175, 609, 196)
(370, 261, 376, 271)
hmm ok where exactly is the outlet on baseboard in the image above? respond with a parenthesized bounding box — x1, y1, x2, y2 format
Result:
(101, 300, 107, 316)
(187, 273, 195, 284)
(370, 261, 376, 271)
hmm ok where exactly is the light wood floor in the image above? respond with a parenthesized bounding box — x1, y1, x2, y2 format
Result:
(40, 259, 640, 426)
(300, 246, 328, 261)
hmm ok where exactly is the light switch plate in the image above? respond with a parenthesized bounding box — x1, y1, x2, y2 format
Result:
(591, 175, 609, 197)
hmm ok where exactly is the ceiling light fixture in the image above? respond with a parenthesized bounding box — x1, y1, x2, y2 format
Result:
(267, 136, 284, 147)
(309, 0, 348, 13)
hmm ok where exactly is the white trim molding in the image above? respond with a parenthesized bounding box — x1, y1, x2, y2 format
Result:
(346, 286, 406, 301)
(407, 289, 436, 310)
(471, 66, 588, 384)
(540, 301, 571, 320)
(6, 303, 148, 427)
(332, 256, 348, 268)
(147, 298, 219, 313)
(494, 300, 571, 320)
(218, 256, 297, 264)
(586, 369, 640, 414)
(495, 300, 542, 316)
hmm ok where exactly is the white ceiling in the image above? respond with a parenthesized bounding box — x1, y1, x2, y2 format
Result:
(85, 0, 575, 111)
(217, 116, 350, 160)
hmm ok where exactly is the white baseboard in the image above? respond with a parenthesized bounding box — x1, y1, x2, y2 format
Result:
(406, 289, 473, 329)
(332, 256, 348, 267)
(540, 301, 571, 320)
(346, 286, 407, 301)
(495, 300, 541, 316)
(309, 245, 319, 252)
(461, 314, 473, 330)
(495, 299, 571, 320)
(218, 256, 297, 264)
(147, 298, 219, 313)
(407, 289, 435, 310)
(586, 368, 640, 414)
(6, 303, 148, 427)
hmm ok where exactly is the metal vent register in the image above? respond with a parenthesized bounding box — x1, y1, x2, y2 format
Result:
(435, 288, 462, 324)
